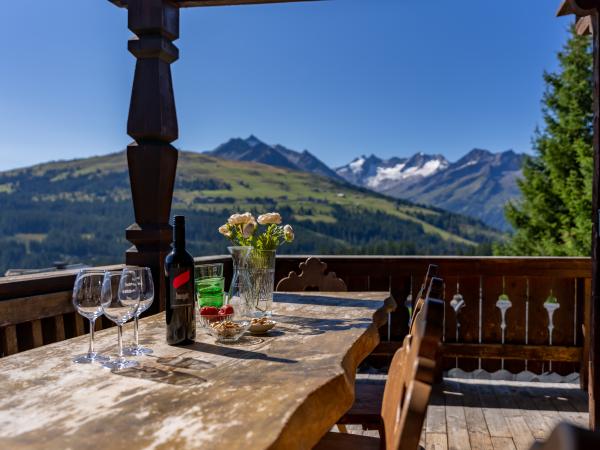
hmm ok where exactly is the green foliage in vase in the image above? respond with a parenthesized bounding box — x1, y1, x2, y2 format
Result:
(499, 25, 593, 256)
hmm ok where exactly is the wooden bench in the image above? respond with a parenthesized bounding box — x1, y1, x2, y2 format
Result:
(314, 276, 445, 450)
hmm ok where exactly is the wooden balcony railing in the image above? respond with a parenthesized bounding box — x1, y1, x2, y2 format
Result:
(0, 256, 591, 384)
(0, 264, 124, 356)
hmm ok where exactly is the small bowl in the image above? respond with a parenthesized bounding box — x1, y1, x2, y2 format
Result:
(203, 317, 250, 343)
(249, 318, 276, 334)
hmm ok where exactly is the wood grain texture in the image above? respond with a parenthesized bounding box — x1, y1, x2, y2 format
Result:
(0, 291, 394, 450)
(0, 291, 73, 326)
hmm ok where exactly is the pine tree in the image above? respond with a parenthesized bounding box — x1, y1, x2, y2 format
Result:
(501, 25, 593, 256)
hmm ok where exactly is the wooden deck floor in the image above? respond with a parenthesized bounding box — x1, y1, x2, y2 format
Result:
(344, 377, 589, 450)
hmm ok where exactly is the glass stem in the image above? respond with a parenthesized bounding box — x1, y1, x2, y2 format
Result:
(134, 316, 139, 347)
(89, 319, 95, 355)
(118, 324, 123, 358)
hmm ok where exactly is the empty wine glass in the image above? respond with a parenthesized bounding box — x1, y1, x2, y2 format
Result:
(72, 269, 110, 364)
(100, 271, 140, 370)
(122, 266, 154, 356)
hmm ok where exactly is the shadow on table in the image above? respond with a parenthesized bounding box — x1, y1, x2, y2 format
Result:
(274, 293, 384, 308)
(152, 355, 216, 370)
(185, 341, 298, 365)
(275, 315, 372, 335)
(114, 364, 207, 386)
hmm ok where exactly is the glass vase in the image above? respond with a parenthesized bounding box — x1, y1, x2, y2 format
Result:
(246, 249, 276, 318)
(227, 246, 252, 318)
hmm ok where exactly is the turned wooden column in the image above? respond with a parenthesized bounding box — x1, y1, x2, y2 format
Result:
(124, 0, 180, 313)
(591, 9, 600, 431)
(558, 0, 600, 429)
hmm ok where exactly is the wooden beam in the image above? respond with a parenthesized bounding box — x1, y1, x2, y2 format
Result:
(372, 341, 582, 362)
(591, 7, 600, 432)
(111, 0, 322, 7)
(0, 292, 73, 327)
(442, 343, 582, 362)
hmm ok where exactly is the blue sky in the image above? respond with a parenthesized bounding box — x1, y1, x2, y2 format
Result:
(0, 0, 572, 171)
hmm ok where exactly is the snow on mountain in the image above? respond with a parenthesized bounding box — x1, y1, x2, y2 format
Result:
(349, 157, 365, 174)
(337, 153, 449, 191)
(336, 149, 524, 231)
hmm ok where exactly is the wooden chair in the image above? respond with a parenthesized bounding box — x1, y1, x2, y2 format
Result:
(276, 257, 347, 292)
(529, 422, 600, 450)
(336, 264, 439, 430)
(314, 277, 445, 450)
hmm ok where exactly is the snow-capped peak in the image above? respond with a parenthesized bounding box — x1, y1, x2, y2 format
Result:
(348, 156, 366, 174)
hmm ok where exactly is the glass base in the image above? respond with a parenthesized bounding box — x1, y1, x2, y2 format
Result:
(102, 358, 139, 371)
(73, 352, 110, 364)
(123, 345, 153, 356)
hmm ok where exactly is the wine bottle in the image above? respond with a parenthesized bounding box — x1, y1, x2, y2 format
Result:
(165, 215, 196, 345)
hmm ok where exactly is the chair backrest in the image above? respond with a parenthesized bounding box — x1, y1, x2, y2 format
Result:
(529, 422, 600, 450)
(409, 264, 439, 331)
(380, 276, 444, 450)
(275, 257, 347, 292)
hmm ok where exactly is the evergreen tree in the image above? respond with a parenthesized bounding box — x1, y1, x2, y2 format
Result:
(501, 25, 593, 256)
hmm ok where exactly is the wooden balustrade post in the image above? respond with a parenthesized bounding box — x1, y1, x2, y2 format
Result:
(123, 0, 180, 313)
(558, 0, 600, 430)
(592, 8, 600, 430)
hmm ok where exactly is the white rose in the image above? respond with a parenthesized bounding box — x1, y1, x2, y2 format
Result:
(218, 224, 231, 238)
(228, 212, 255, 225)
(240, 212, 255, 224)
(258, 212, 282, 225)
(284, 224, 294, 242)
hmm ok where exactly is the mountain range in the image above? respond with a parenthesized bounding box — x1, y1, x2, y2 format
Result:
(336, 150, 524, 231)
(0, 149, 501, 273)
(207, 136, 524, 231)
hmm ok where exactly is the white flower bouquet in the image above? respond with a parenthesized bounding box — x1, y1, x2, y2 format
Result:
(218, 211, 294, 250)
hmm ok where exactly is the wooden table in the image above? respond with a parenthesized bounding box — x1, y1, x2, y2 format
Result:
(0, 291, 395, 450)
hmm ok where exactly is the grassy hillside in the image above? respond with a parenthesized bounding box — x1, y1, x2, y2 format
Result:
(0, 151, 503, 273)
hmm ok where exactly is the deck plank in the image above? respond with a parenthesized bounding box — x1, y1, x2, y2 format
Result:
(444, 380, 471, 450)
(491, 384, 535, 450)
(426, 432, 449, 450)
(427, 384, 447, 434)
(490, 437, 516, 450)
(475, 383, 512, 438)
(460, 382, 493, 450)
(422, 379, 588, 450)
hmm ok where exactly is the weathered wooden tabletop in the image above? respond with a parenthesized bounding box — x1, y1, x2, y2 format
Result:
(0, 291, 395, 450)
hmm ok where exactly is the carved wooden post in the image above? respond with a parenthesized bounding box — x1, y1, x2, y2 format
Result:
(592, 8, 600, 431)
(559, 0, 600, 430)
(124, 0, 180, 313)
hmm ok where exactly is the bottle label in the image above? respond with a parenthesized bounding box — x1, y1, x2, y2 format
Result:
(169, 268, 193, 308)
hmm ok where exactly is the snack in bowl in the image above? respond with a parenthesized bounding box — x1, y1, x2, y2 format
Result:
(205, 318, 250, 342)
(249, 317, 276, 334)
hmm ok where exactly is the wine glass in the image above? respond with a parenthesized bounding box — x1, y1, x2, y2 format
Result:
(72, 269, 110, 364)
(122, 267, 155, 356)
(100, 271, 140, 370)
